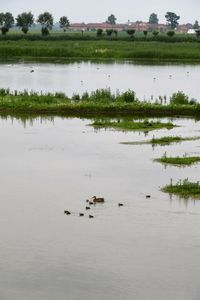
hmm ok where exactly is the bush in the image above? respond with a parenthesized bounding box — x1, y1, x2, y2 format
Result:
(170, 91, 189, 105)
(167, 31, 175, 37)
(117, 90, 137, 103)
(106, 29, 113, 36)
(97, 29, 103, 36)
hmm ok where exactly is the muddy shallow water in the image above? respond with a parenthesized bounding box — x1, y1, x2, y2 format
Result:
(0, 116, 200, 300)
(0, 61, 200, 101)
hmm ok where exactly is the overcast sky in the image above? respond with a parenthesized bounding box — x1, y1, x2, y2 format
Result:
(1, 0, 199, 24)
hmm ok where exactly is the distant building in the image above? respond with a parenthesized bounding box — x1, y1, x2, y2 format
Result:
(69, 22, 193, 33)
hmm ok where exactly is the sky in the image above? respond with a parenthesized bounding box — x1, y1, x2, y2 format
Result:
(0, 0, 199, 24)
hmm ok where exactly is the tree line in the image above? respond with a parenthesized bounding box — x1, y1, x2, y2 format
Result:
(0, 12, 70, 35)
(0, 11, 199, 36)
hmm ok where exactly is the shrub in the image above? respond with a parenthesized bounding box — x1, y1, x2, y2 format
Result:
(170, 91, 189, 105)
(97, 29, 103, 36)
(167, 30, 175, 37)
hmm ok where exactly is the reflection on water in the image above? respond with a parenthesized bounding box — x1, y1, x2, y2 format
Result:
(0, 61, 200, 101)
(0, 115, 200, 300)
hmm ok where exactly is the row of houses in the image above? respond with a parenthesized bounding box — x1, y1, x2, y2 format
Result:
(69, 22, 193, 33)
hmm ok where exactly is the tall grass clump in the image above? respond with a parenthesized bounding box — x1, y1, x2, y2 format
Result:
(162, 179, 200, 199)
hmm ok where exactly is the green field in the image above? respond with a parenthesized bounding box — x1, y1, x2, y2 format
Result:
(0, 39, 200, 61)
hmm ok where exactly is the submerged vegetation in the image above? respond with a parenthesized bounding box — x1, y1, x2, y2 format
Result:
(90, 119, 175, 131)
(0, 88, 199, 117)
(162, 179, 200, 199)
(155, 153, 200, 166)
(121, 136, 200, 146)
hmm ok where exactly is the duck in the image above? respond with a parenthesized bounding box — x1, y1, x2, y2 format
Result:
(85, 206, 91, 210)
(118, 203, 124, 207)
(92, 196, 105, 203)
(146, 195, 151, 198)
(64, 210, 71, 215)
(89, 215, 94, 218)
(79, 213, 84, 217)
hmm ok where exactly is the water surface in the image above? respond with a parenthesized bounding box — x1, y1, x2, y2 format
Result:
(0, 61, 199, 101)
(0, 116, 200, 299)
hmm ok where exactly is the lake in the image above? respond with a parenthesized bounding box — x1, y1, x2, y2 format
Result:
(0, 61, 200, 101)
(0, 115, 200, 299)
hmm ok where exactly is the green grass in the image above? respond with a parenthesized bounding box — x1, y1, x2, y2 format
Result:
(0, 89, 200, 117)
(121, 136, 200, 146)
(155, 154, 200, 166)
(90, 119, 175, 131)
(0, 40, 200, 61)
(162, 179, 200, 199)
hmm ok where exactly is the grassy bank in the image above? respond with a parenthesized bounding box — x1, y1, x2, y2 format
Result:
(90, 119, 175, 131)
(155, 155, 200, 166)
(0, 89, 200, 117)
(120, 136, 200, 146)
(162, 179, 200, 199)
(0, 40, 200, 61)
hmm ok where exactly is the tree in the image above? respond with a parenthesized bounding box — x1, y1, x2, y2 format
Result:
(59, 16, 70, 32)
(165, 12, 180, 29)
(106, 14, 116, 25)
(143, 30, 148, 37)
(0, 12, 14, 35)
(126, 29, 135, 38)
(149, 13, 159, 24)
(106, 29, 113, 36)
(97, 28, 103, 36)
(16, 12, 34, 34)
(37, 12, 53, 35)
(152, 30, 159, 37)
(196, 29, 200, 38)
(193, 20, 199, 30)
(167, 30, 175, 37)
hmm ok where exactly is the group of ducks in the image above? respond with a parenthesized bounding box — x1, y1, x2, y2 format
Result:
(64, 196, 126, 219)
(64, 194, 151, 219)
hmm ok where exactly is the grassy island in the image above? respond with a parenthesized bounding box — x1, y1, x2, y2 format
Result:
(90, 119, 175, 131)
(162, 179, 200, 199)
(155, 155, 200, 166)
(0, 89, 200, 118)
(121, 136, 200, 146)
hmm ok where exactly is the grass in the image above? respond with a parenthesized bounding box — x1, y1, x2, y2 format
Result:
(121, 136, 200, 146)
(162, 179, 200, 199)
(155, 154, 200, 166)
(0, 89, 200, 117)
(90, 119, 175, 131)
(0, 40, 200, 61)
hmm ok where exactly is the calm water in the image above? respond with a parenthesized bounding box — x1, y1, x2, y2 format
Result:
(0, 61, 200, 101)
(0, 116, 200, 300)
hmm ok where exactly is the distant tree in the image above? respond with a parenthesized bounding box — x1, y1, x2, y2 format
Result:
(152, 30, 159, 37)
(59, 16, 70, 32)
(97, 28, 103, 36)
(113, 30, 118, 37)
(106, 14, 117, 25)
(149, 13, 159, 24)
(106, 29, 113, 36)
(16, 12, 34, 34)
(37, 12, 53, 35)
(0, 12, 14, 35)
(167, 30, 175, 37)
(193, 20, 199, 30)
(196, 29, 200, 38)
(126, 29, 135, 37)
(143, 30, 148, 37)
(165, 12, 180, 29)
